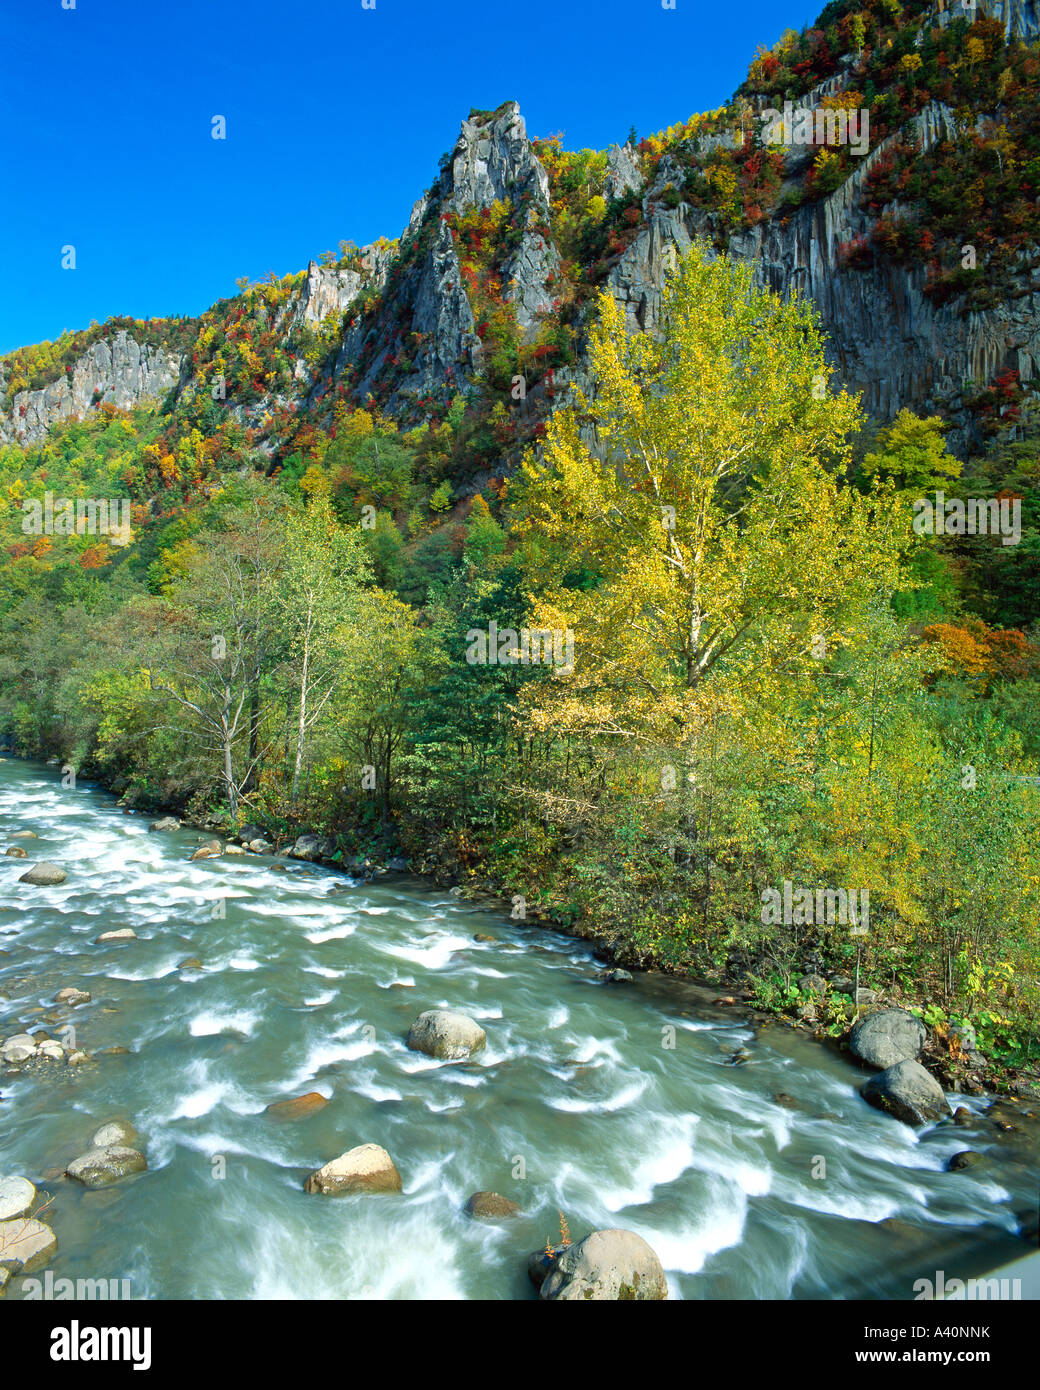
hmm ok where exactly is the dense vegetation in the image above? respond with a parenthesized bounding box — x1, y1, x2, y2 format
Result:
(2, 241, 1038, 1080)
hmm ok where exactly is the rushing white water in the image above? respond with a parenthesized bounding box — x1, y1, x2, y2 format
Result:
(0, 760, 1034, 1300)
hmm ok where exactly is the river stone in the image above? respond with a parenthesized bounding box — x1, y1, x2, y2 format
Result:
(465, 1191, 521, 1220)
(18, 863, 67, 886)
(539, 1229, 668, 1301)
(0, 1218, 57, 1273)
(92, 1121, 136, 1148)
(954, 1106, 975, 1126)
(66, 1145, 147, 1188)
(948, 1150, 985, 1171)
(798, 973, 828, 993)
(55, 987, 91, 1005)
(190, 843, 222, 861)
(1, 1035, 36, 1063)
(406, 1009, 486, 1060)
(599, 968, 634, 983)
(148, 816, 181, 832)
(304, 1144, 402, 1195)
(247, 838, 274, 854)
(289, 834, 323, 861)
(67, 1051, 90, 1065)
(95, 929, 137, 942)
(860, 1060, 951, 1126)
(265, 1092, 328, 1121)
(0, 1177, 36, 1222)
(37, 1040, 65, 1061)
(5, 847, 27, 858)
(10, 831, 38, 838)
(179, 957, 203, 970)
(849, 1008, 927, 1070)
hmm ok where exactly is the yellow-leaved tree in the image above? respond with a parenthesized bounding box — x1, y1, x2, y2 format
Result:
(512, 243, 907, 745)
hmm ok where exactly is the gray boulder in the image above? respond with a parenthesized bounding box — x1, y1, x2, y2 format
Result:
(91, 1121, 136, 1148)
(849, 1008, 927, 1069)
(18, 862, 67, 886)
(148, 816, 181, 832)
(66, 1145, 147, 1188)
(860, 1060, 951, 1126)
(539, 1229, 668, 1301)
(406, 1009, 486, 1060)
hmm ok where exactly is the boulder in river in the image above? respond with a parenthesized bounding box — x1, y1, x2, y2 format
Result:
(304, 1143, 402, 1195)
(406, 1009, 486, 1060)
(948, 1150, 985, 1171)
(18, 863, 67, 886)
(95, 929, 137, 943)
(598, 968, 634, 984)
(4, 847, 27, 858)
(55, 988, 91, 1006)
(66, 1145, 147, 1188)
(860, 1059, 951, 1126)
(91, 1121, 137, 1148)
(849, 1008, 927, 1070)
(247, 838, 274, 854)
(265, 1092, 328, 1121)
(190, 842, 222, 861)
(0, 1218, 57, 1274)
(289, 834, 328, 862)
(236, 823, 265, 845)
(10, 831, 38, 839)
(178, 958, 203, 970)
(1, 1035, 37, 1063)
(465, 1191, 521, 1220)
(538, 1229, 668, 1301)
(0, 1177, 36, 1222)
(148, 816, 181, 832)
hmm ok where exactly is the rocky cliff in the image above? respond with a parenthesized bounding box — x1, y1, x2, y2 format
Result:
(4, 2, 1039, 461)
(1, 332, 182, 447)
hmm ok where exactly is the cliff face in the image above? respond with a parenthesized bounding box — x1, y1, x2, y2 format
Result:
(5, 5, 1040, 459)
(1, 333, 182, 447)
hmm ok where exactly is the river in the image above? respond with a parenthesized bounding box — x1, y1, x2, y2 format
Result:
(0, 758, 1034, 1300)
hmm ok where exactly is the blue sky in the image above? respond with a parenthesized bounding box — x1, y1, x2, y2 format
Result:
(0, 0, 815, 354)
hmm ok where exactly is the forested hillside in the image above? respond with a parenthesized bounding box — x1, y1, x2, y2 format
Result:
(2, 0, 1039, 1076)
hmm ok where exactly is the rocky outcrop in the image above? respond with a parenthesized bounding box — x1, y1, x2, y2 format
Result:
(446, 102, 551, 215)
(2, 332, 181, 446)
(406, 1009, 486, 1060)
(537, 1229, 668, 1301)
(860, 1059, 952, 1126)
(849, 1008, 927, 1070)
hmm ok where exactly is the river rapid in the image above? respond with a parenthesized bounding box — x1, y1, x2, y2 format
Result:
(0, 759, 1035, 1300)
